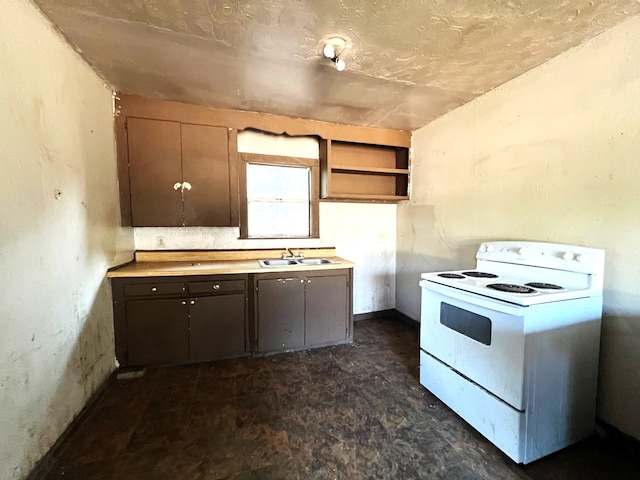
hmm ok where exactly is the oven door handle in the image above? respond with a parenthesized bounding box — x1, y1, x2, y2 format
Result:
(419, 280, 526, 316)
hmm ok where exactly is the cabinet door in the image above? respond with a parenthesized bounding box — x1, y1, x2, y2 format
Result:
(189, 294, 245, 362)
(181, 124, 232, 226)
(257, 278, 305, 352)
(128, 118, 183, 226)
(305, 274, 348, 346)
(125, 298, 189, 366)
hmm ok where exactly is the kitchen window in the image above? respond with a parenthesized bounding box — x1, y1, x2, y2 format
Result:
(239, 153, 319, 239)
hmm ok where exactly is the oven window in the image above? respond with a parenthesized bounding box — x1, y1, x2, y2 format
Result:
(440, 303, 492, 346)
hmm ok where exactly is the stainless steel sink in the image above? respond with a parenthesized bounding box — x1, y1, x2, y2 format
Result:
(258, 258, 337, 267)
(298, 258, 335, 265)
(258, 259, 300, 267)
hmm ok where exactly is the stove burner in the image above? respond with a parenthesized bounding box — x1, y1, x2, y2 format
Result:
(487, 283, 537, 294)
(438, 273, 466, 279)
(525, 282, 563, 290)
(462, 271, 498, 278)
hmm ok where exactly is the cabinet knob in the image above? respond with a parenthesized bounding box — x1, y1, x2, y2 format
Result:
(151, 287, 157, 292)
(182, 181, 192, 191)
(181, 301, 186, 305)
(190, 300, 195, 305)
(173, 182, 182, 191)
(213, 284, 220, 290)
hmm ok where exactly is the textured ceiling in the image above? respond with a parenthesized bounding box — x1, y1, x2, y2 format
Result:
(33, 0, 640, 131)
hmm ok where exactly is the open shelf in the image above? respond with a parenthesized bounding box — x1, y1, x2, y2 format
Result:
(320, 139, 410, 202)
(324, 193, 410, 201)
(331, 165, 410, 175)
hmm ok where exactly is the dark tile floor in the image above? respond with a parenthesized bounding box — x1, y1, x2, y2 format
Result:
(42, 318, 639, 479)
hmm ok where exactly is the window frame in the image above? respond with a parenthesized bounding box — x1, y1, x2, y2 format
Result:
(238, 152, 320, 239)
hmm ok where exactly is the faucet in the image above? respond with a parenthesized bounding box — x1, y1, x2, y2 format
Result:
(282, 248, 304, 260)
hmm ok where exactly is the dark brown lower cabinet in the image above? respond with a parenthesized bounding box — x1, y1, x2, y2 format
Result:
(255, 269, 352, 353)
(257, 277, 306, 352)
(189, 294, 246, 362)
(305, 274, 348, 347)
(126, 298, 190, 366)
(111, 274, 248, 367)
(111, 269, 353, 366)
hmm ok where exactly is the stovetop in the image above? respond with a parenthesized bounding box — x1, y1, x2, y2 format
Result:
(420, 241, 605, 307)
(421, 269, 597, 306)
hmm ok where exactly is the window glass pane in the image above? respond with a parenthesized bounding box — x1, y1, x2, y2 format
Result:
(247, 164, 309, 201)
(248, 202, 310, 237)
(246, 163, 311, 237)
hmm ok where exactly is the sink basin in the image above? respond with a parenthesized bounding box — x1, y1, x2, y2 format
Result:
(258, 258, 337, 267)
(298, 258, 335, 265)
(258, 259, 300, 267)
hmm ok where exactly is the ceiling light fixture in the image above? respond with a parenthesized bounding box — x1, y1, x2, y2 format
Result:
(322, 37, 347, 72)
(323, 43, 336, 59)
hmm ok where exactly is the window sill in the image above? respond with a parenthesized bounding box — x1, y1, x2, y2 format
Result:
(238, 235, 321, 240)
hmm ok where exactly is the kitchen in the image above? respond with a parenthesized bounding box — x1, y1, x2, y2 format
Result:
(2, 1, 640, 479)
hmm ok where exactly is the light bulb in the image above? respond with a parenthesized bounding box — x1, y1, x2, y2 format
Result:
(323, 44, 335, 59)
(334, 58, 346, 71)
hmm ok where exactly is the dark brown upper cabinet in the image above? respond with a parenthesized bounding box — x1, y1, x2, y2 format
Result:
(126, 117, 236, 227)
(182, 123, 233, 226)
(115, 94, 411, 219)
(118, 117, 239, 227)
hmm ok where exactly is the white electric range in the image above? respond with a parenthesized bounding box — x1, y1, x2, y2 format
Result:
(419, 241, 605, 464)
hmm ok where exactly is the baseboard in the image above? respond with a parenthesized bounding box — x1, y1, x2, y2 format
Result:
(594, 419, 640, 453)
(26, 370, 116, 480)
(392, 309, 420, 328)
(354, 309, 397, 322)
(354, 308, 420, 329)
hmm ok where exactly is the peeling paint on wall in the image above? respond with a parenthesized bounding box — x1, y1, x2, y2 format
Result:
(397, 16, 640, 440)
(0, 1, 134, 477)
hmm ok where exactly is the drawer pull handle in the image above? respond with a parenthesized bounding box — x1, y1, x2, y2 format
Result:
(151, 287, 157, 292)
(213, 284, 220, 290)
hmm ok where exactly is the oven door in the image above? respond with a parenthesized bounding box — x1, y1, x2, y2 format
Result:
(420, 280, 527, 411)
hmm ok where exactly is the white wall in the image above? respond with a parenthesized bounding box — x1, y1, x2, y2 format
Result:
(0, 2, 134, 478)
(135, 130, 396, 314)
(397, 16, 640, 439)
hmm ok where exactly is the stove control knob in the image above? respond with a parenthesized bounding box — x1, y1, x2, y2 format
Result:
(518, 247, 529, 256)
(576, 253, 587, 262)
(486, 244, 495, 253)
(478, 244, 487, 253)
(562, 251, 574, 261)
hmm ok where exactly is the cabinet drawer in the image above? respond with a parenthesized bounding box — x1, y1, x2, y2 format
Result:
(124, 282, 185, 297)
(188, 279, 246, 294)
